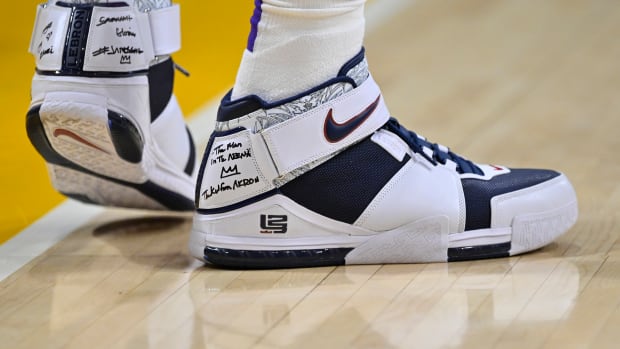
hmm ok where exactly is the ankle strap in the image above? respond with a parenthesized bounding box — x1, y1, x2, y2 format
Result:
(29, 2, 181, 74)
(261, 74, 391, 176)
(197, 75, 390, 210)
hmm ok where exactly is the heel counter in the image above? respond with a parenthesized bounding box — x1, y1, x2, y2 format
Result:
(195, 128, 278, 212)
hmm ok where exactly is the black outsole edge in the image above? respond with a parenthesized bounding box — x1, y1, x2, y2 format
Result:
(203, 241, 514, 269)
(203, 246, 354, 269)
(447, 242, 511, 262)
(26, 105, 194, 211)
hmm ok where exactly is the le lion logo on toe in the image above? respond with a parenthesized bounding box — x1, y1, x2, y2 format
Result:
(260, 215, 288, 234)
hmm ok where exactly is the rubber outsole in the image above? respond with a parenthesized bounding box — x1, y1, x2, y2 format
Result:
(202, 243, 510, 269)
(204, 246, 354, 269)
(26, 105, 194, 211)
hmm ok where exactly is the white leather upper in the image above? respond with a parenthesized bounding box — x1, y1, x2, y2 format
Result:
(150, 94, 193, 174)
(355, 152, 464, 233)
(29, 4, 72, 71)
(198, 129, 278, 210)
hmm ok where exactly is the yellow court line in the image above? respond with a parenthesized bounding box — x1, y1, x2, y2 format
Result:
(0, 1, 253, 243)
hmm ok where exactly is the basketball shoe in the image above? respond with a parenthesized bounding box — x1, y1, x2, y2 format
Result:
(189, 49, 578, 268)
(26, 1, 195, 210)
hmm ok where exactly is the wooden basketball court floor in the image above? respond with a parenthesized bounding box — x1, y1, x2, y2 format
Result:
(1, 0, 620, 348)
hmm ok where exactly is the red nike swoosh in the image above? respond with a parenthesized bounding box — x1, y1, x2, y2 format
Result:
(323, 95, 381, 143)
(53, 129, 110, 154)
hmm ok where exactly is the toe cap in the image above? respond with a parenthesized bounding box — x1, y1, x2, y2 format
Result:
(462, 169, 561, 230)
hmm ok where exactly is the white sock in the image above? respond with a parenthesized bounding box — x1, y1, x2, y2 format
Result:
(231, 0, 366, 103)
(51, 0, 171, 10)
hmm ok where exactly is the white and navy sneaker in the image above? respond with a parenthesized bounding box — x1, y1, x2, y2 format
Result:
(26, 1, 195, 210)
(190, 49, 578, 268)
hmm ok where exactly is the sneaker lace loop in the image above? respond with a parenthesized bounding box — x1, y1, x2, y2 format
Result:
(384, 118, 483, 175)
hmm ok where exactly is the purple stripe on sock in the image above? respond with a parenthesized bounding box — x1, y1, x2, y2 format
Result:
(247, 0, 263, 52)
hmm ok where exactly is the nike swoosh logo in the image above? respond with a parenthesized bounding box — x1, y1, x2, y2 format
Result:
(323, 95, 381, 143)
(53, 129, 110, 154)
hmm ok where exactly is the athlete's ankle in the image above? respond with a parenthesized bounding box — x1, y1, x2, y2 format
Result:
(231, 0, 366, 103)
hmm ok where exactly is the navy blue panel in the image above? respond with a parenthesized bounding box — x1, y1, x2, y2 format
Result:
(462, 169, 561, 230)
(36, 68, 149, 78)
(448, 242, 511, 262)
(61, 4, 92, 73)
(280, 137, 409, 224)
(147, 58, 174, 122)
(108, 111, 143, 163)
(184, 127, 196, 176)
(216, 91, 264, 122)
(204, 246, 353, 269)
